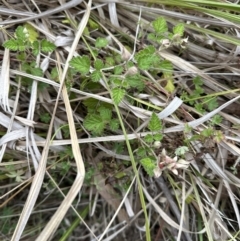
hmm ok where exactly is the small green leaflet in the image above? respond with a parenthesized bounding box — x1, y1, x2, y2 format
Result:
(94, 59, 104, 70)
(95, 37, 108, 48)
(148, 113, 162, 131)
(91, 71, 101, 82)
(152, 17, 168, 34)
(173, 23, 185, 37)
(112, 88, 125, 105)
(83, 114, 105, 134)
(144, 134, 154, 143)
(40, 113, 51, 124)
(126, 74, 145, 91)
(99, 107, 112, 121)
(193, 76, 203, 86)
(205, 97, 218, 111)
(3, 39, 26, 51)
(114, 66, 124, 75)
(69, 56, 90, 74)
(32, 41, 40, 56)
(159, 60, 173, 72)
(41, 39, 56, 53)
(140, 157, 156, 177)
(15, 26, 27, 41)
(153, 133, 163, 141)
(135, 46, 159, 70)
(109, 119, 120, 131)
(175, 146, 189, 156)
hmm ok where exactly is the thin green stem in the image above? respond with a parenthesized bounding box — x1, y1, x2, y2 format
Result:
(101, 72, 151, 241)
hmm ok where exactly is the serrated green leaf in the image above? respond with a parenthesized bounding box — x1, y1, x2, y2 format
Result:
(3, 39, 19, 51)
(136, 45, 155, 58)
(18, 39, 27, 51)
(40, 112, 51, 123)
(195, 103, 204, 114)
(175, 146, 189, 156)
(83, 114, 105, 134)
(200, 127, 214, 138)
(94, 59, 104, 70)
(136, 147, 147, 157)
(95, 37, 108, 48)
(173, 23, 184, 37)
(211, 115, 222, 125)
(109, 119, 120, 131)
(136, 49, 160, 70)
(111, 78, 123, 87)
(41, 39, 56, 52)
(114, 54, 122, 64)
(140, 157, 156, 177)
(159, 60, 173, 72)
(99, 107, 112, 120)
(153, 133, 163, 141)
(136, 55, 153, 70)
(15, 26, 27, 41)
(105, 56, 115, 67)
(91, 70, 102, 82)
(38, 82, 49, 91)
(193, 76, 203, 86)
(32, 41, 40, 56)
(16, 52, 26, 61)
(83, 99, 112, 113)
(148, 113, 162, 131)
(152, 17, 168, 34)
(113, 142, 124, 154)
(30, 67, 43, 77)
(144, 134, 154, 143)
(205, 97, 218, 111)
(112, 88, 125, 105)
(69, 56, 90, 74)
(114, 66, 124, 75)
(147, 33, 157, 41)
(51, 67, 59, 81)
(126, 74, 145, 91)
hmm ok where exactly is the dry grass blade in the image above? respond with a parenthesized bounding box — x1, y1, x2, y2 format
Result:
(0, 48, 10, 112)
(8, 2, 87, 240)
(142, 186, 205, 234)
(35, 1, 92, 240)
(0, 0, 84, 25)
(1, 0, 240, 240)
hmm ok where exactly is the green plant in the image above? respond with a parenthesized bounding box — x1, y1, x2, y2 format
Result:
(3, 25, 56, 89)
(5, 167, 26, 183)
(181, 76, 220, 114)
(68, 18, 186, 136)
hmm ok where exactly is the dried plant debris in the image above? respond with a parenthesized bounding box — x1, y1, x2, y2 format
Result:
(0, 1, 240, 241)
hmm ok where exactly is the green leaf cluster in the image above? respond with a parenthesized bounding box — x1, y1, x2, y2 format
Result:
(144, 113, 163, 143)
(181, 76, 219, 114)
(3, 25, 56, 91)
(140, 157, 156, 177)
(21, 62, 44, 89)
(147, 17, 185, 44)
(135, 45, 160, 70)
(95, 37, 108, 48)
(108, 72, 145, 104)
(3, 26, 56, 54)
(69, 56, 90, 75)
(83, 99, 119, 135)
(39, 112, 51, 124)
